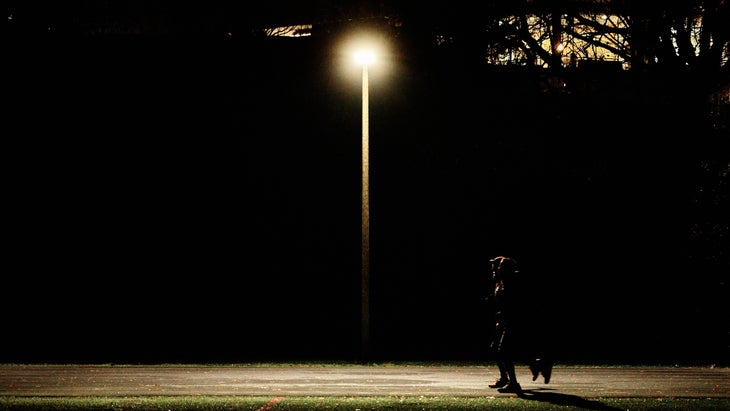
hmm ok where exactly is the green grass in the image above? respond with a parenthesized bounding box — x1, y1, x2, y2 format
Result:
(2, 363, 727, 410)
(2, 396, 730, 410)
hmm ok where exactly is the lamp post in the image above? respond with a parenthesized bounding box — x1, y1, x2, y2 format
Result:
(355, 50, 374, 361)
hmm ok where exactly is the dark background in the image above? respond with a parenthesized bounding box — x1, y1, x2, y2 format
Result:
(3, 2, 728, 366)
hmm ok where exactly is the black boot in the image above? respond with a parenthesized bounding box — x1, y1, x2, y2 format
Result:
(497, 382, 522, 393)
(488, 378, 509, 388)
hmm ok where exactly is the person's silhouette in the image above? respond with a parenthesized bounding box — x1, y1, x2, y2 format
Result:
(486, 256, 553, 393)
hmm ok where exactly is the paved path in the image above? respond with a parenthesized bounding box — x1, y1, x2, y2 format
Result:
(0, 364, 727, 399)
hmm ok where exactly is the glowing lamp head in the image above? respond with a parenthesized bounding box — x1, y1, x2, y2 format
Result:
(355, 51, 375, 66)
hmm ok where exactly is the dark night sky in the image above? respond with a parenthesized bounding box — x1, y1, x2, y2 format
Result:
(3, 4, 728, 366)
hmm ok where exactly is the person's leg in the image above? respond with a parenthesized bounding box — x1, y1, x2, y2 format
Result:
(496, 329, 521, 393)
(488, 361, 509, 388)
(497, 359, 522, 392)
(505, 360, 518, 384)
(489, 328, 510, 388)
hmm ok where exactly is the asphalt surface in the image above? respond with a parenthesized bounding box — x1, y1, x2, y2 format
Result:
(0, 364, 728, 399)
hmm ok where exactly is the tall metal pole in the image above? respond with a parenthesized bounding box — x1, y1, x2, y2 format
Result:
(360, 62, 370, 361)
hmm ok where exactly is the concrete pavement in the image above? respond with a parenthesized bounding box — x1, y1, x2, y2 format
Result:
(0, 364, 728, 399)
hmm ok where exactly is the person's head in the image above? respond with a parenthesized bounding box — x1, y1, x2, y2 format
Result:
(491, 256, 518, 281)
(489, 256, 504, 276)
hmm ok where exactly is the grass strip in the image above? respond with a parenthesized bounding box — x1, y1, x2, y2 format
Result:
(2, 396, 730, 410)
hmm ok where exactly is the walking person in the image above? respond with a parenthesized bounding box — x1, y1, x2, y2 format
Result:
(486, 255, 552, 393)
(486, 255, 523, 393)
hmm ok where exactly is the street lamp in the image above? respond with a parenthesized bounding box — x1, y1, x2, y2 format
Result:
(355, 49, 374, 361)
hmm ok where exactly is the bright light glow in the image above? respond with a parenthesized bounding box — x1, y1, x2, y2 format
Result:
(355, 51, 375, 65)
(336, 30, 391, 88)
